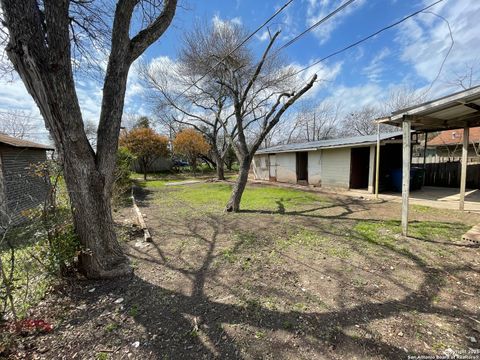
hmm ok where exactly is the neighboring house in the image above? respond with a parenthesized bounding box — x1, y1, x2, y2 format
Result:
(427, 127, 480, 159)
(253, 132, 404, 192)
(131, 157, 173, 173)
(0, 133, 54, 228)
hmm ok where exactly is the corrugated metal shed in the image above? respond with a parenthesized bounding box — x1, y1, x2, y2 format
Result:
(256, 131, 403, 154)
(0, 133, 54, 150)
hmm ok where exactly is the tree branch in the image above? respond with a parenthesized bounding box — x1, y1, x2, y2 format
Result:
(130, 0, 177, 61)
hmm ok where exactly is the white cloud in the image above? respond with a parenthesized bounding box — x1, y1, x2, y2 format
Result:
(323, 83, 384, 113)
(256, 30, 271, 42)
(289, 59, 343, 100)
(212, 14, 242, 31)
(306, 0, 366, 44)
(362, 47, 391, 83)
(396, 0, 480, 96)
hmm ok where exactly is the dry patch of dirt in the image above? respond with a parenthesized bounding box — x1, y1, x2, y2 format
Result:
(8, 182, 480, 359)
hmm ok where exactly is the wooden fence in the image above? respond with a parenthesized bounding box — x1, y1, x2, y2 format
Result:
(423, 161, 480, 188)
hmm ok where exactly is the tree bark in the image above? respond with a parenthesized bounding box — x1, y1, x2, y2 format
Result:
(0, 0, 177, 278)
(141, 159, 148, 180)
(225, 156, 250, 212)
(216, 158, 225, 180)
(65, 164, 130, 278)
(212, 149, 225, 180)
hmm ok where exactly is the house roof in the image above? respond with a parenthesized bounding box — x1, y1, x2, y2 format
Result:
(428, 127, 480, 146)
(0, 133, 54, 150)
(255, 131, 403, 155)
(379, 86, 480, 131)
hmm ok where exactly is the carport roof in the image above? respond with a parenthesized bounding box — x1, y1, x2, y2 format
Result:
(255, 131, 403, 155)
(379, 86, 480, 131)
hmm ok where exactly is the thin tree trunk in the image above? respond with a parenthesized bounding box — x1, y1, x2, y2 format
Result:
(192, 158, 197, 176)
(142, 161, 147, 180)
(225, 156, 250, 212)
(216, 160, 225, 180)
(213, 150, 226, 180)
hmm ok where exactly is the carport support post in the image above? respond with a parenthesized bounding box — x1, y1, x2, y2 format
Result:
(401, 116, 411, 236)
(375, 122, 380, 199)
(459, 126, 469, 211)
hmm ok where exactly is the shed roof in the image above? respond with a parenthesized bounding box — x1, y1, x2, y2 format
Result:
(0, 133, 54, 150)
(256, 131, 403, 155)
(380, 86, 480, 131)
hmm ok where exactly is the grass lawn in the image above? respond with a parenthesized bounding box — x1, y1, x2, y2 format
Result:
(21, 179, 480, 359)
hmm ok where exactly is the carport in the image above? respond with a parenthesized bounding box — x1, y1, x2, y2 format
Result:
(379, 86, 480, 237)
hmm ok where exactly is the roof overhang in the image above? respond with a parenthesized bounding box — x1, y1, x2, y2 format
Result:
(255, 132, 405, 155)
(379, 86, 480, 131)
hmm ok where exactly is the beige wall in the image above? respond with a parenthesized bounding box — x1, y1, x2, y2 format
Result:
(276, 152, 297, 183)
(252, 154, 269, 180)
(253, 152, 297, 184)
(321, 147, 351, 189)
(308, 150, 322, 186)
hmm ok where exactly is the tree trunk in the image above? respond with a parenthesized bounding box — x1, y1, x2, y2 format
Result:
(142, 161, 147, 180)
(1, 0, 177, 279)
(191, 158, 197, 176)
(216, 157, 225, 180)
(225, 156, 250, 212)
(63, 155, 131, 279)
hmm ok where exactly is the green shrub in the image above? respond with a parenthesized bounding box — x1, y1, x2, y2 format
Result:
(113, 147, 135, 204)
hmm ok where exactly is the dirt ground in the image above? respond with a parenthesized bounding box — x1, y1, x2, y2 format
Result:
(9, 180, 480, 359)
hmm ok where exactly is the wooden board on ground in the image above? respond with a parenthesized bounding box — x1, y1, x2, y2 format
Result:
(462, 224, 480, 244)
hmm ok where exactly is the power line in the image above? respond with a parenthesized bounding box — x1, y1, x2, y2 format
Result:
(293, 0, 446, 76)
(276, 0, 357, 53)
(174, 0, 295, 99)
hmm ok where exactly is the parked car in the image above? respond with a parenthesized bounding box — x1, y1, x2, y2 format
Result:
(173, 159, 189, 167)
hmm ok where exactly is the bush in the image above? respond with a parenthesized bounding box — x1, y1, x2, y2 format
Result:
(113, 147, 134, 204)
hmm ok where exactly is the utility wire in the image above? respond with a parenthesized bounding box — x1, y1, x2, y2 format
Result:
(276, 0, 357, 53)
(292, 0, 446, 76)
(420, 10, 454, 97)
(174, 0, 295, 99)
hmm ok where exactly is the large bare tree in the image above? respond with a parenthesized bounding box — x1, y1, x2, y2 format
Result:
(141, 21, 249, 180)
(0, 0, 177, 278)
(285, 100, 340, 144)
(0, 110, 39, 139)
(216, 31, 317, 211)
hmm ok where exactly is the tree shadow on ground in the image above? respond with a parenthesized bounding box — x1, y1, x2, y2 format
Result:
(54, 185, 477, 359)
(93, 208, 479, 359)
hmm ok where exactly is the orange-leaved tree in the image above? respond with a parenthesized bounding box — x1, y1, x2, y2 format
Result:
(120, 128, 169, 180)
(173, 129, 210, 174)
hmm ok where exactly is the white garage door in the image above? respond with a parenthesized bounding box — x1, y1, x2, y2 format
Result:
(321, 148, 351, 188)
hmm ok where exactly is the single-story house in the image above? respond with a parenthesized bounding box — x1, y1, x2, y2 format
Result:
(131, 157, 173, 173)
(0, 133, 54, 228)
(253, 132, 407, 192)
(427, 127, 480, 158)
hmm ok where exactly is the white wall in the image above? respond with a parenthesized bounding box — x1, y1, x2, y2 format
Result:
(252, 154, 269, 180)
(308, 150, 322, 186)
(276, 152, 297, 183)
(321, 147, 351, 188)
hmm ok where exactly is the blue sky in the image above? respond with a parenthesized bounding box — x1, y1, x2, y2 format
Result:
(1, 0, 479, 142)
